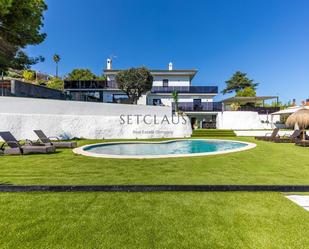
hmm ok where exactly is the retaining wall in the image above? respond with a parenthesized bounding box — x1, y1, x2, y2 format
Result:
(0, 97, 191, 140)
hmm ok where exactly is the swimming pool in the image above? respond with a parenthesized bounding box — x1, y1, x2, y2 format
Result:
(73, 139, 256, 159)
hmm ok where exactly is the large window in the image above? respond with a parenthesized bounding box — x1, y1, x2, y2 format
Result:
(163, 79, 169, 87)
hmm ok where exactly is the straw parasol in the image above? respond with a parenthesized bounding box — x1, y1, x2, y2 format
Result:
(286, 109, 309, 140)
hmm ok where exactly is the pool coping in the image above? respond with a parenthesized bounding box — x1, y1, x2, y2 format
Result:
(72, 139, 257, 159)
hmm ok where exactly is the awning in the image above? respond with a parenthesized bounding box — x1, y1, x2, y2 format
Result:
(222, 96, 278, 105)
(271, 106, 309, 115)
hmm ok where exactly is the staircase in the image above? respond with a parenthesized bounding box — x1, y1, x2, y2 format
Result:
(191, 129, 236, 137)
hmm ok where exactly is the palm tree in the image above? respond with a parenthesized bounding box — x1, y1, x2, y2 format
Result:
(53, 54, 61, 77)
(172, 90, 179, 113)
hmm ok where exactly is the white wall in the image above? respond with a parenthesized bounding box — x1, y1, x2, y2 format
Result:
(0, 97, 192, 140)
(217, 111, 268, 130)
(152, 75, 191, 87)
(235, 130, 294, 137)
(259, 114, 280, 123)
(137, 94, 147, 105)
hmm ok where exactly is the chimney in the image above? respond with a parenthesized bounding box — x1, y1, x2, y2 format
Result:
(106, 58, 112, 70)
(168, 62, 173, 71)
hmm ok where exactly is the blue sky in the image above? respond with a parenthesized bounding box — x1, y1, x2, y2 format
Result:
(27, 0, 309, 103)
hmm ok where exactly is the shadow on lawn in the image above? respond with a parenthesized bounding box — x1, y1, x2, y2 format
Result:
(0, 181, 13, 186)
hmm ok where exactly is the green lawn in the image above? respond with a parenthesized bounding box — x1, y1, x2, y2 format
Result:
(0, 137, 309, 185)
(1, 137, 309, 248)
(0, 192, 308, 249)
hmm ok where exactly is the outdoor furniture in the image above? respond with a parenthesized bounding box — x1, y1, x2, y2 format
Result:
(295, 140, 309, 147)
(272, 130, 301, 143)
(0, 132, 55, 155)
(255, 128, 279, 141)
(34, 130, 77, 148)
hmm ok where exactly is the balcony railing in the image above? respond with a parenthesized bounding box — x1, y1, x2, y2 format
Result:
(64, 80, 107, 89)
(238, 106, 280, 114)
(173, 102, 223, 112)
(172, 102, 280, 113)
(151, 86, 218, 94)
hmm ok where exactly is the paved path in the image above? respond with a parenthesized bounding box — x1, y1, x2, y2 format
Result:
(286, 195, 309, 211)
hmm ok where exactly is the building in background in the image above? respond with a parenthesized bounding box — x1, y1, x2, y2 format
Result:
(0, 79, 66, 100)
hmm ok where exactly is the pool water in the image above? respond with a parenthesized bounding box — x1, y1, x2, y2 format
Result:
(83, 139, 249, 157)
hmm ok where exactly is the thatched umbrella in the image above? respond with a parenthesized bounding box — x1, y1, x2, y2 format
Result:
(286, 109, 309, 140)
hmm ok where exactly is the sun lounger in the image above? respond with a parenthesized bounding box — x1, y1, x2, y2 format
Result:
(255, 128, 279, 141)
(272, 130, 301, 143)
(295, 140, 309, 147)
(0, 132, 55, 155)
(34, 130, 77, 148)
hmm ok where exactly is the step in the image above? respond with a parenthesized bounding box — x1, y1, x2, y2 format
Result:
(191, 129, 236, 137)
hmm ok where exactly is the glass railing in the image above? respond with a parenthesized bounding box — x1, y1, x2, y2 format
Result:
(173, 102, 223, 112)
(151, 86, 218, 94)
(173, 102, 280, 113)
(238, 106, 280, 114)
(64, 80, 107, 89)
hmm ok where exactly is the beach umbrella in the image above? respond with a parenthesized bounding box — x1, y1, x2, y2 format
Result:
(286, 109, 309, 140)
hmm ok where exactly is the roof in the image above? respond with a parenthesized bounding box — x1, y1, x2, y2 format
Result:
(104, 69, 198, 80)
(222, 96, 278, 104)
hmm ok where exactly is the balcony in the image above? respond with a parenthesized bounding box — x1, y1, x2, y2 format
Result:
(64, 80, 107, 89)
(173, 102, 223, 112)
(151, 86, 218, 94)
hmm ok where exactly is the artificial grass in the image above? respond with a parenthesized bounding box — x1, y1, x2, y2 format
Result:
(0, 192, 308, 249)
(0, 137, 309, 185)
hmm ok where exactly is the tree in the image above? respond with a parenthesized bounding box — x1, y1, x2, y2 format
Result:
(22, 70, 35, 81)
(46, 77, 64, 90)
(53, 54, 61, 77)
(172, 90, 179, 112)
(65, 69, 97, 81)
(235, 86, 256, 97)
(222, 71, 258, 94)
(0, 0, 47, 72)
(116, 67, 153, 104)
(10, 51, 44, 70)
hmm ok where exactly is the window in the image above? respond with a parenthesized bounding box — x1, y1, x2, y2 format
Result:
(193, 99, 202, 111)
(112, 94, 128, 103)
(153, 99, 162, 106)
(163, 79, 169, 87)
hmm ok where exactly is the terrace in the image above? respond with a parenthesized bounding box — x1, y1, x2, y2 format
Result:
(222, 96, 280, 114)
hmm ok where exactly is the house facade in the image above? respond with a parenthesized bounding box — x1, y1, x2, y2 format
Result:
(103, 60, 221, 128)
(63, 59, 280, 129)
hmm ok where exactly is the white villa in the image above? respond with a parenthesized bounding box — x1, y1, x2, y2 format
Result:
(104, 60, 220, 128)
(64, 59, 281, 130)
